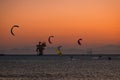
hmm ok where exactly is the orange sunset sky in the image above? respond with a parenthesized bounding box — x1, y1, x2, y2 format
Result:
(0, 0, 120, 49)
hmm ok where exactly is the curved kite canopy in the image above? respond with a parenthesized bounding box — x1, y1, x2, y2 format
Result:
(48, 36, 54, 44)
(77, 38, 82, 45)
(56, 46, 62, 56)
(10, 25, 19, 36)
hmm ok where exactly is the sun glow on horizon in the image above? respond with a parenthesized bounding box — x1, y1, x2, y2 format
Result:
(0, 0, 120, 49)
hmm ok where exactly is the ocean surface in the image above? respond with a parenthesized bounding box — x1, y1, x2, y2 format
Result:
(0, 54, 120, 60)
(0, 55, 120, 80)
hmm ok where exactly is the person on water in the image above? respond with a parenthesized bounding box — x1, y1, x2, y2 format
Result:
(36, 42, 46, 55)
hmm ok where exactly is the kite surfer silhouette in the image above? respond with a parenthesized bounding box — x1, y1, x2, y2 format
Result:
(36, 42, 46, 55)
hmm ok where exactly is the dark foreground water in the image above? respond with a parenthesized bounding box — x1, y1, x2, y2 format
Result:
(0, 55, 120, 80)
(0, 54, 120, 60)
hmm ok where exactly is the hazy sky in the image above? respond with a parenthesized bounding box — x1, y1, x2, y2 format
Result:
(0, 0, 120, 49)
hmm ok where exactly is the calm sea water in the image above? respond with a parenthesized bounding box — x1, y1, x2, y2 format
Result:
(0, 55, 120, 80)
(0, 55, 120, 60)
